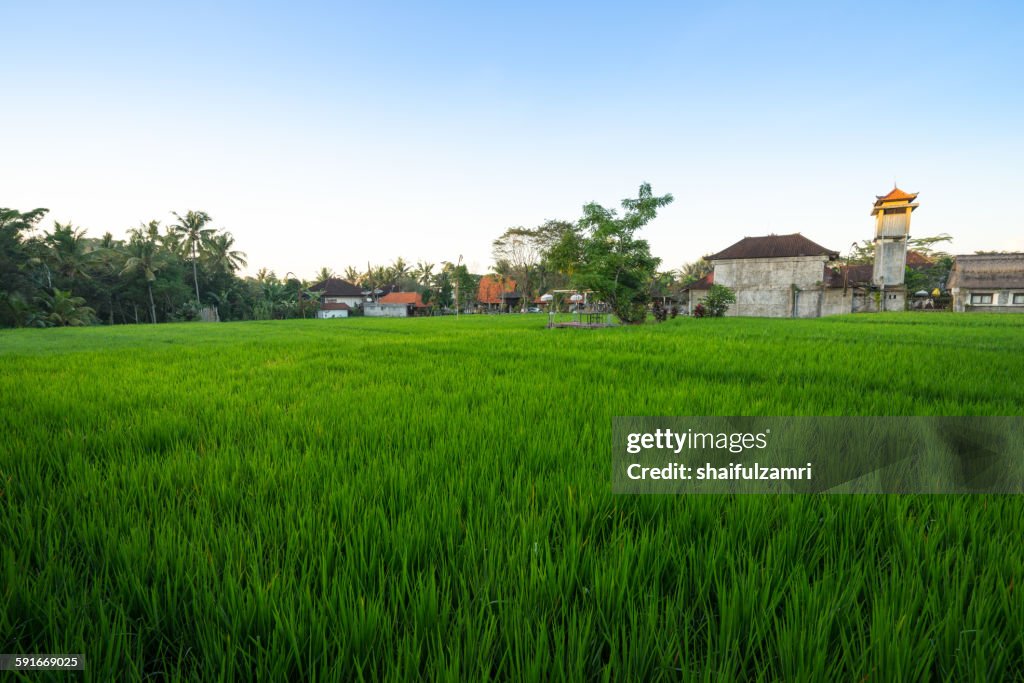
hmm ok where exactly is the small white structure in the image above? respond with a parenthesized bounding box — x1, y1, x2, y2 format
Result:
(317, 303, 350, 319)
(364, 302, 410, 318)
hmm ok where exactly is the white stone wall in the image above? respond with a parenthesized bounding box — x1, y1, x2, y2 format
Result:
(712, 256, 830, 318)
(872, 239, 907, 286)
(323, 295, 364, 308)
(364, 303, 409, 318)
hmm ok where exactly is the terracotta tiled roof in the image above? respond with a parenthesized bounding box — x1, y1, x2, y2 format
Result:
(709, 234, 839, 261)
(379, 292, 427, 307)
(682, 273, 714, 290)
(905, 250, 933, 267)
(875, 187, 918, 203)
(320, 302, 351, 311)
(478, 275, 518, 304)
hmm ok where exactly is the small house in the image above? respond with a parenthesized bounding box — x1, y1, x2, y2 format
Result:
(947, 254, 1024, 312)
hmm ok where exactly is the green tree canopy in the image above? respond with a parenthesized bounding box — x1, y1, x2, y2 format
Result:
(569, 183, 673, 323)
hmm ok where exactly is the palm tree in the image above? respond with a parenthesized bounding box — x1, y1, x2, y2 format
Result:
(676, 257, 712, 286)
(314, 266, 334, 284)
(415, 261, 434, 288)
(342, 265, 362, 284)
(169, 210, 215, 304)
(204, 231, 247, 274)
(391, 257, 411, 289)
(44, 222, 93, 282)
(34, 289, 95, 327)
(121, 225, 166, 323)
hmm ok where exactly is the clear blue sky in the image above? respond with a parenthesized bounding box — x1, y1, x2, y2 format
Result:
(3, 0, 1022, 277)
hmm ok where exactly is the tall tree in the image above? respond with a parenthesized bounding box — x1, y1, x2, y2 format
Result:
(492, 227, 542, 311)
(121, 224, 167, 323)
(390, 257, 411, 290)
(170, 210, 215, 304)
(414, 261, 434, 288)
(340, 265, 360, 284)
(571, 183, 673, 323)
(44, 222, 93, 283)
(314, 266, 334, 283)
(204, 231, 248, 274)
(0, 208, 49, 325)
(676, 257, 712, 285)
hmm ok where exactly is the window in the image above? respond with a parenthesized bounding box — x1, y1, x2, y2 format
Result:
(1014, 293, 1024, 305)
(971, 293, 994, 305)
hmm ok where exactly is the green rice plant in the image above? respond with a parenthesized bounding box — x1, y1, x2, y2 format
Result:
(0, 313, 1022, 681)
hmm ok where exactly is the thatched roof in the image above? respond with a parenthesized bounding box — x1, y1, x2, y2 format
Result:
(947, 254, 1024, 289)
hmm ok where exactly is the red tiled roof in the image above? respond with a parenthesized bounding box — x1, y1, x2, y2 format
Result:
(320, 302, 352, 311)
(875, 187, 918, 203)
(709, 234, 839, 261)
(682, 273, 714, 290)
(379, 292, 427, 307)
(478, 275, 518, 304)
(905, 250, 933, 266)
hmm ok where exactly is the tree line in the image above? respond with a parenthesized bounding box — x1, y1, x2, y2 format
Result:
(1, 184, 686, 328)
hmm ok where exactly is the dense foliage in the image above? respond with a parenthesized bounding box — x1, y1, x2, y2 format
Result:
(0, 207, 255, 326)
(702, 284, 737, 317)
(560, 183, 673, 323)
(0, 207, 483, 326)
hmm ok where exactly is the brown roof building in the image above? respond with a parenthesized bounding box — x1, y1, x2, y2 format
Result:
(708, 233, 839, 261)
(947, 253, 1024, 312)
(703, 188, 921, 317)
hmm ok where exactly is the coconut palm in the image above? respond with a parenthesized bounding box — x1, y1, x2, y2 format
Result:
(169, 210, 215, 304)
(204, 231, 247, 274)
(676, 257, 712, 285)
(34, 289, 95, 327)
(415, 261, 434, 288)
(121, 224, 167, 323)
(391, 257, 411, 286)
(314, 266, 334, 284)
(44, 222, 93, 282)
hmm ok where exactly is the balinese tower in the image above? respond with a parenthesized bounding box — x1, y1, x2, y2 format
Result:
(870, 186, 918, 288)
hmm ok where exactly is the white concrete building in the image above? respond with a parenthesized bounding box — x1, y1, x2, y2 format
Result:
(705, 188, 917, 317)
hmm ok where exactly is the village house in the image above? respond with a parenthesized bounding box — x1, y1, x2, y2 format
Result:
(679, 273, 714, 313)
(477, 275, 521, 312)
(363, 291, 429, 317)
(947, 253, 1024, 312)
(705, 188, 918, 318)
(308, 277, 365, 318)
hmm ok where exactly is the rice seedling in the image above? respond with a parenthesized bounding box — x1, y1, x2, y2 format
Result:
(1, 313, 1023, 680)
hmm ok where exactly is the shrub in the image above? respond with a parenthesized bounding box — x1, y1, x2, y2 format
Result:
(703, 285, 736, 317)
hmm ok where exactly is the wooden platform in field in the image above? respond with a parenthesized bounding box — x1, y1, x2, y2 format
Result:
(548, 321, 613, 329)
